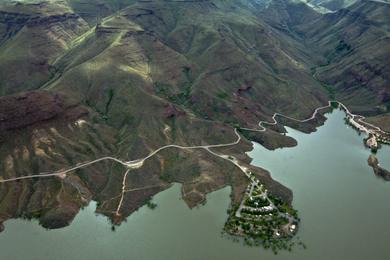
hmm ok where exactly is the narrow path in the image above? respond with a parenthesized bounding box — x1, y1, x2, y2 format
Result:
(241, 101, 385, 134)
(115, 169, 130, 216)
(0, 101, 385, 185)
(0, 130, 241, 183)
(240, 102, 332, 132)
(0, 156, 130, 183)
(126, 128, 241, 165)
(98, 185, 165, 212)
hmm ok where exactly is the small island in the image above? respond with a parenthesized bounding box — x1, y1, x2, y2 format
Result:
(368, 155, 390, 181)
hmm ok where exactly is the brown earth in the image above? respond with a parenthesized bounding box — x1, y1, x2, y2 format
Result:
(368, 154, 390, 181)
(0, 0, 388, 232)
(0, 91, 88, 132)
(366, 114, 390, 132)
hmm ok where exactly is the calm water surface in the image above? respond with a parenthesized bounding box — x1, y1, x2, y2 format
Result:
(1, 110, 389, 260)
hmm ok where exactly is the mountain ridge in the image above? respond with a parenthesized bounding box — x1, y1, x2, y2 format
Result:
(0, 0, 388, 235)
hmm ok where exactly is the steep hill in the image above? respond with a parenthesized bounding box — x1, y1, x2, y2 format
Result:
(298, 0, 390, 115)
(0, 0, 89, 95)
(0, 0, 388, 232)
(0, 0, 311, 229)
(261, 0, 390, 121)
(66, 0, 138, 25)
(305, 0, 358, 11)
(259, 0, 322, 33)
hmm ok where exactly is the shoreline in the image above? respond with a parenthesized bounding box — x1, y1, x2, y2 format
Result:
(2, 100, 387, 185)
(0, 100, 388, 250)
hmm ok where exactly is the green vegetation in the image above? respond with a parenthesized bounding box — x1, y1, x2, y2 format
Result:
(153, 82, 171, 96)
(217, 92, 229, 100)
(154, 81, 192, 106)
(330, 101, 339, 109)
(105, 89, 114, 116)
(225, 213, 300, 254)
(182, 66, 191, 80)
(335, 40, 352, 53)
(167, 87, 192, 106)
(326, 40, 353, 64)
(146, 200, 158, 210)
(312, 67, 336, 99)
(224, 182, 300, 253)
(0, 0, 388, 244)
(244, 196, 269, 208)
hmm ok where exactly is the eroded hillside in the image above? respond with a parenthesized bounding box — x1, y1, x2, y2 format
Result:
(0, 0, 388, 233)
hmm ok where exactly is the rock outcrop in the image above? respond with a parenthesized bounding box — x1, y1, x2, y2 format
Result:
(368, 155, 390, 181)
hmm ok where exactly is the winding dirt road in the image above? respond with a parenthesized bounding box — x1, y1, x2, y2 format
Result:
(241, 101, 385, 135)
(0, 101, 384, 185)
(0, 129, 241, 184)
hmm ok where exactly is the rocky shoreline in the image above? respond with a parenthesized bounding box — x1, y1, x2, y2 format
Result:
(368, 155, 390, 181)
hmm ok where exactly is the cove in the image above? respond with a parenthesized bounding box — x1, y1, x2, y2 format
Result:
(249, 109, 390, 259)
(0, 109, 389, 260)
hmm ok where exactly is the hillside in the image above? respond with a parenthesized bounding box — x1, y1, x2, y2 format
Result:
(0, 0, 89, 95)
(305, 0, 358, 11)
(262, 0, 390, 122)
(0, 0, 388, 232)
(300, 0, 390, 116)
(0, 0, 314, 229)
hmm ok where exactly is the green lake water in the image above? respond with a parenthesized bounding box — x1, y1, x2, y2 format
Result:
(0, 109, 389, 260)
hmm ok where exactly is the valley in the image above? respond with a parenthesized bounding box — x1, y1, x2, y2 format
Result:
(0, 0, 389, 256)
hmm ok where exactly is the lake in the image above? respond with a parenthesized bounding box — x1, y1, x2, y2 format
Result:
(1, 109, 389, 260)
